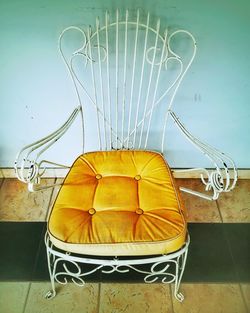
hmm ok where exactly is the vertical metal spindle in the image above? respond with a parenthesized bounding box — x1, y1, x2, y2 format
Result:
(144, 29, 168, 149)
(126, 9, 140, 149)
(88, 26, 102, 150)
(121, 10, 128, 147)
(115, 9, 119, 149)
(105, 11, 112, 150)
(138, 19, 160, 149)
(132, 13, 150, 148)
(96, 17, 107, 150)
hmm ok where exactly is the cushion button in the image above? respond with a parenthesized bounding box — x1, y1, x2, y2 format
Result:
(134, 175, 141, 181)
(88, 208, 96, 215)
(95, 174, 102, 180)
(136, 208, 144, 215)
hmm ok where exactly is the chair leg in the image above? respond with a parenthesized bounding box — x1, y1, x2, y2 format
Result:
(45, 235, 57, 300)
(173, 245, 188, 302)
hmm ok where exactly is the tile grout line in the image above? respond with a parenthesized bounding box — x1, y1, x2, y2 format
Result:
(22, 281, 32, 313)
(97, 282, 101, 313)
(30, 222, 47, 283)
(169, 284, 175, 313)
(221, 223, 242, 285)
(215, 200, 224, 223)
(0, 177, 4, 189)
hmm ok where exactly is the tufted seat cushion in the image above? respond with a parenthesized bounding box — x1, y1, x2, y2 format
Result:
(48, 150, 187, 256)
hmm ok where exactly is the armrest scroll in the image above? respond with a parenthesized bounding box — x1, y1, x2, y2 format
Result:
(14, 106, 81, 189)
(169, 110, 238, 200)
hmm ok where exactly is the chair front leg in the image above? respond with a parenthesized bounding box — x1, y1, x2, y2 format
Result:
(44, 234, 57, 299)
(173, 244, 189, 302)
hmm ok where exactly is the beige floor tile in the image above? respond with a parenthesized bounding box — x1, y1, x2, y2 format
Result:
(176, 179, 221, 222)
(0, 178, 54, 221)
(99, 283, 173, 313)
(241, 284, 250, 312)
(24, 282, 99, 313)
(217, 180, 250, 222)
(0, 282, 30, 313)
(46, 178, 64, 220)
(172, 283, 247, 313)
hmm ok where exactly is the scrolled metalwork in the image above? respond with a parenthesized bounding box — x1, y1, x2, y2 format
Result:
(170, 110, 237, 200)
(14, 106, 80, 190)
(52, 258, 106, 287)
(145, 44, 168, 66)
(100, 262, 176, 284)
(101, 264, 129, 274)
(59, 25, 106, 67)
(144, 261, 176, 284)
(44, 232, 189, 302)
(59, 26, 88, 61)
(167, 29, 196, 60)
(54, 259, 86, 286)
(56, 10, 199, 153)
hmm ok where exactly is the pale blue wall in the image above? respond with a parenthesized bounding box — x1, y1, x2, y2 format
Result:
(0, 0, 249, 168)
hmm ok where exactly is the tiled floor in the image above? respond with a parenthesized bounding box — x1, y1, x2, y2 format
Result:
(0, 178, 249, 313)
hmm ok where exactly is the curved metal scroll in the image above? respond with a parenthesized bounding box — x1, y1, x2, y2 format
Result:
(170, 110, 238, 200)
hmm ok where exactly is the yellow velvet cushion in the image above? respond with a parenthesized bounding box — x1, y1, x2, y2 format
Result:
(48, 150, 187, 256)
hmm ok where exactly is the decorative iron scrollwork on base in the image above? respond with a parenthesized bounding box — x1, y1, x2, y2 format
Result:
(44, 233, 189, 302)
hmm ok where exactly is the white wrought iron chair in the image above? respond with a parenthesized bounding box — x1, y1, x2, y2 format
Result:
(15, 10, 237, 302)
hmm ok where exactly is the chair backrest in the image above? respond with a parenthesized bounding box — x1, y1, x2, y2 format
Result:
(59, 10, 196, 152)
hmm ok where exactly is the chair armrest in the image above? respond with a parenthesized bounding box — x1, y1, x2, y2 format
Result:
(14, 106, 81, 190)
(169, 110, 238, 200)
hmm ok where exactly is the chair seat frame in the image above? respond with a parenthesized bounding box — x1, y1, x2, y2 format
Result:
(14, 10, 237, 302)
(45, 232, 189, 302)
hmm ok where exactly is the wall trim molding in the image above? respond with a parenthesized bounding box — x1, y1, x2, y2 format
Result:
(1, 168, 249, 179)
